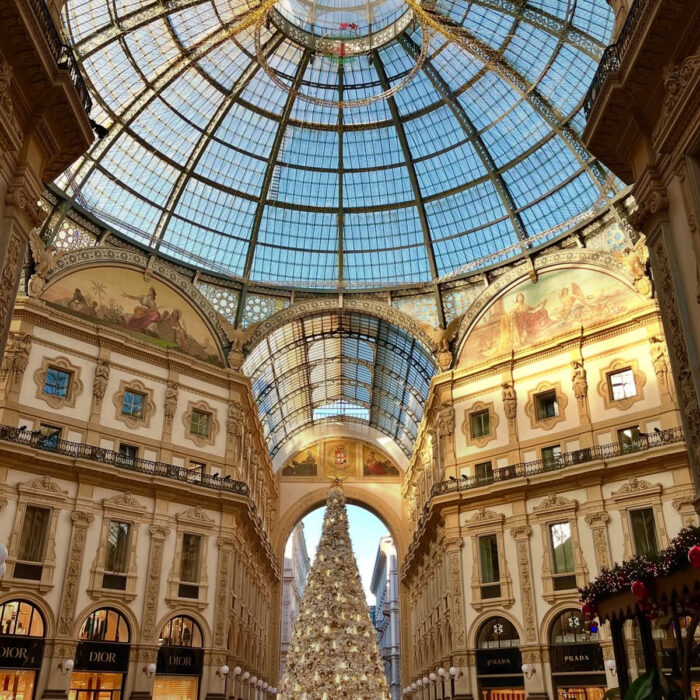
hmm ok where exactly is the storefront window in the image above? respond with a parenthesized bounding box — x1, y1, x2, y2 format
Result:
(69, 672, 123, 700)
(154, 617, 203, 700)
(476, 617, 524, 700)
(0, 601, 45, 700)
(478, 617, 520, 649)
(159, 617, 202, 648)
(78, 610, 129, 643)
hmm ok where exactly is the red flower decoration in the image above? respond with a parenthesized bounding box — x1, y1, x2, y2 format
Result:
(689, 544, 700, 568)
(631, 580, 647, 599)
(581, 602, 594, 617)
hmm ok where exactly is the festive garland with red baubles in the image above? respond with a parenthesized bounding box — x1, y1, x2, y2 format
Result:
(579, 526, 700, 630)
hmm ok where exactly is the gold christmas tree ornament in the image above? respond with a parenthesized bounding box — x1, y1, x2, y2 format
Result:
(279, 482, 389, 699)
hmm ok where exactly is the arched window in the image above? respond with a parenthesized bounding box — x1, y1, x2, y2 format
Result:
(159, 616, 202, 648)
(0, 600, 44, 637)
(477, 617, 520, 649)
(78, 609, 129, 643)
(550, 609, 599, 645)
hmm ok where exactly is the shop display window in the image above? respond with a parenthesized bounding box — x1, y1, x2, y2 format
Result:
(69, 672, 123, 700)
(0, 670, 35, 700)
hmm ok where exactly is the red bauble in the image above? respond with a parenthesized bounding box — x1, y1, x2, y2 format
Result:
(581, 602, 594, 618)
(688, 545, 700, 569)
(631, 580, 647, 599)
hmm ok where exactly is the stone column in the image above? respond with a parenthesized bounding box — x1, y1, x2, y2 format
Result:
(584, 512, 611, 572)
(43, 510, 94, 700)
(438, 402, 456, 479)
(645, 215, 700, 509)
(445, 535, 471, 700)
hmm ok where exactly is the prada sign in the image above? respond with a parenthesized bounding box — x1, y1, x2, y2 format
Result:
(550, 644, 604, 673)
(157, 646, 203, 675)
(0, 637, 45, 669)
(476, 648, 523, 675)
(75, 642, 130, 672)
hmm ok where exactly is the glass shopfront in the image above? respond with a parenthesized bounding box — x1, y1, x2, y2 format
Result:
(658, 616, 700, 698)
(0, 600, 45, 700)
(549, 609, 606, 700)
(70, 609, 131, 700)
(476, 617, 525, 700)
(153, 617, 203, 700)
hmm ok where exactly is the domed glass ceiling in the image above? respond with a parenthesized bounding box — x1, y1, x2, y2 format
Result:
(58, 0, 616, 289)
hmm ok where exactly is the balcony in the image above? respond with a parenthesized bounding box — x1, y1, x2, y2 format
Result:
(431, 426, 684, 498)
(0, 424, 249, 496)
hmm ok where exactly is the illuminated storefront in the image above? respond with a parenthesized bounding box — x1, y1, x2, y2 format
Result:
(70, 609, 131, 700)
(0, 601, 45, 700)
(476, 617, 525, 700)
(549, 609, 606, 700)
(153, 617, 203, 700)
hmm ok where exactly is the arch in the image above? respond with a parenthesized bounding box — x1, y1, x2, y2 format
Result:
(154, 609, 212, 649)
(77, 607, 131, 643)
(245, 298, 437, 355)
(0, 598, 46, 637)
(468, 610, 525, 651)
(0, 593, 54, 639)
(158, 614, 204, 648)
(73, 601, 139, 643)
(539, 601, 589, 644)
(453, 250, 642, 367)
(273, 484, 408, 564)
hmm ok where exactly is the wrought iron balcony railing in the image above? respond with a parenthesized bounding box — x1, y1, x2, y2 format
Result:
(583, 0, 650, 118)
(25, 0, 92, 115)
(0, 424, 249, 496)
(431, 426, 684, 497)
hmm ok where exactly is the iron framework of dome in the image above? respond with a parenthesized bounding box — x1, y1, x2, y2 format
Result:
(57, 0, 619, 291)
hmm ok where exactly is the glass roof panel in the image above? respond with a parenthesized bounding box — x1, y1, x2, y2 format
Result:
(59, 0, 616, 290)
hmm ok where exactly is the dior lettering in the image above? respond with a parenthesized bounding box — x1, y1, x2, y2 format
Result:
(89, 651, 116, 664)
(0, 646, 28, 660)
(168, 655, 193, 667)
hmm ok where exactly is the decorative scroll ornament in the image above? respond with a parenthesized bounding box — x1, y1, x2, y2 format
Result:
(616, 241, 652, 297)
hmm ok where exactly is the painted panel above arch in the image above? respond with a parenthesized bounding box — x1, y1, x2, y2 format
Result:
(41, 264, 224, 365)
(456, 265, 647, 369)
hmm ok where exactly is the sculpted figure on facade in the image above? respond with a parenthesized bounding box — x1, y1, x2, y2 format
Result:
(618, 243, 652, 298)
(649, 336, 671, 395)
(92, 359, 110, 402)
(28, 230, 66, 296)
(501, 381, 517, 421)
(163, 381, 179, 425)
(419, 313, 465, 371)
(571, 360, 588, 401)
(1, 332, 31, 389)
(227, 399, 244, 441)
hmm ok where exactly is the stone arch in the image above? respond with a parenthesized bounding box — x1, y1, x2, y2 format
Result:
(453, 250, 644, 367)
(273, 484, 408, 564)
(73, 601, 140, 643)
(539, 601, 585, 644)
(467, 610, 526, 651)
(244, 297, 437, 356)
(154, 609, 212, 649)
(0, 592, 55, 639)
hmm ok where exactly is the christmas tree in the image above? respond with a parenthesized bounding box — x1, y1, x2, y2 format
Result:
(279, 480, 390, 700)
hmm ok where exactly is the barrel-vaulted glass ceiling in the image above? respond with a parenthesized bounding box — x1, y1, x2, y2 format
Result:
(58, 0, 616, 289)
(243, 312, 437, 457)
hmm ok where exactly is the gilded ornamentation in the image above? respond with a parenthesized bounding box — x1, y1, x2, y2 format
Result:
(57, 510, 94, 636)
(0, 230, 24, 351)
(417, 313, 465, 371)
(28, 230, 66, 297)
(141, 524, 170, 641)
(584, 512, 611, 569)
(511, 526, 536, 642)
(177, 505, 215, 526)
(33, 355, 84, 409)
(612, 476, 656, 495)
(448, 550, 466, 647)
(103, 492, 146, 510)
(617, 243, 652, 298)
(112, 379, 156, 430)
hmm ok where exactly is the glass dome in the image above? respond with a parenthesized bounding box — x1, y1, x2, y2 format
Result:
(57, 0, 617, 290)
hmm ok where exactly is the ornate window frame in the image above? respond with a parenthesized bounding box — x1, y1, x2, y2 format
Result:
(182, 400, 219, 448)
(166, 506, 214, 610)
(596, 358, 646, 411)
(531, 494, 588, 603)
(112, 379, 155, 430)
(465, 509, 514, 611)
(1, 475, 68, 593)
(525, 381, 568, 431)
(33, 356, 83, 409)
(610, 477, 668, 559)
(462, 401, 499, 448)
(87, 493, 148, 602)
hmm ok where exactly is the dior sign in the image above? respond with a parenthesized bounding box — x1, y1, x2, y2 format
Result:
(75, 642, 130, 672)
(157, 646, 203, 675)
(0, 637, 44, 669)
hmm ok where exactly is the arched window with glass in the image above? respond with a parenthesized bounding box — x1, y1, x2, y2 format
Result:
(71, 609, 131, 700)
(154, 617, 204, 700)
(549, 609, 605, 700)
(476, 617, 524, 700)
(0, 600, 46, 700)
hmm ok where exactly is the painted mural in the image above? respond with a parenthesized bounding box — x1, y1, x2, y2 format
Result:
(362, 446, 400, 476)
(41, 266, 222, 364)
(459, 267, 645, 367)
(281, 444, 320, 477)
(280, 438, 401, 479)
